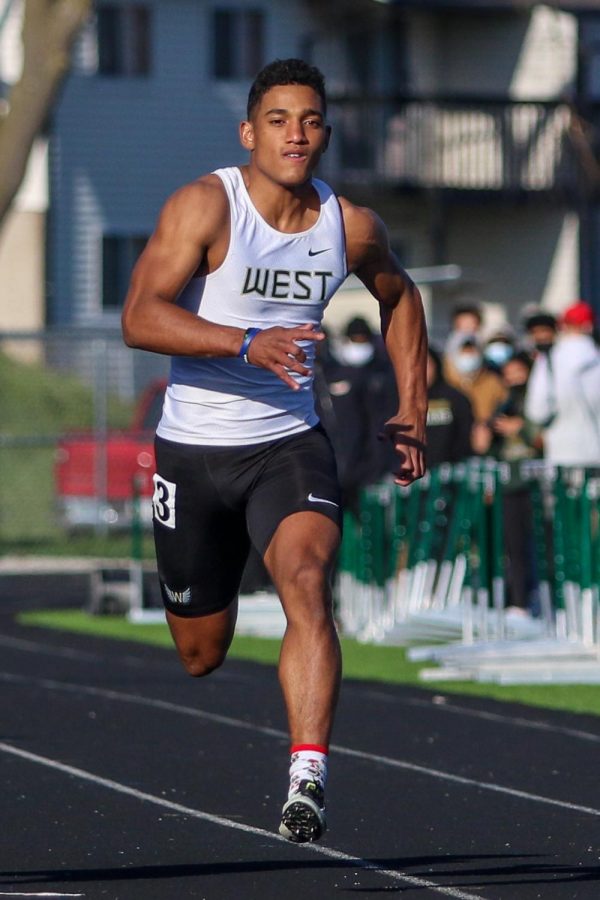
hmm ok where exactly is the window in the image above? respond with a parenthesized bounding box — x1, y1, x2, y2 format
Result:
(97, 5, 151, 76)
(102, 236, 147, 310)
(213, 9, 264, 79)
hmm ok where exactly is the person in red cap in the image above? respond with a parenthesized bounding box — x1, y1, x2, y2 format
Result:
(561, 300, 596, 330)
(525, 301, 600, 465)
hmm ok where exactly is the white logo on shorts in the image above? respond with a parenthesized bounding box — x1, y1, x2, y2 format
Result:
(165, 585, 192, 605)
(307, 492, 339, 508)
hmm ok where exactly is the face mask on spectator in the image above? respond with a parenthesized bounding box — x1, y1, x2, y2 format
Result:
(454, 352, 482, 375)
(338, 341, 375, 367)
(485, 342, 513, 367)
(534, 341, 553, 355)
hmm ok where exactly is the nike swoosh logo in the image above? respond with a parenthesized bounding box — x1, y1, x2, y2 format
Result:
(307, 493, 339, 508)
(308, 247, 331, 257)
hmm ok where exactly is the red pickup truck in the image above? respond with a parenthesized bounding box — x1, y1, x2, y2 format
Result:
(55, 380, 166, 529)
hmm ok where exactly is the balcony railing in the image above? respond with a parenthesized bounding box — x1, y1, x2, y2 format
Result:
(322, 96, 581, 194)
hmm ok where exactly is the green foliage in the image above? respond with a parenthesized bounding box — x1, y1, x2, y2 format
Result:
(0, 348, 135, 545)
(1, 446, 56, 540)
(0, 349, 132, 435)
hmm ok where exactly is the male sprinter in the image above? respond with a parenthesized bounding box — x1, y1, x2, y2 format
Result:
(122, 58, 427, 843)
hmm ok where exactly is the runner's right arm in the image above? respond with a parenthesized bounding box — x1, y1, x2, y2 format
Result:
(122, 177, 321, 389)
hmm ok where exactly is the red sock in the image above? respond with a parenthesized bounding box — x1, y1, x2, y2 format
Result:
(290, 743, 328, 755)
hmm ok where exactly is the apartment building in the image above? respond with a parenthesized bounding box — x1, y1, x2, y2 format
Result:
(45, 0, 600, 348)
(316, 0, 599, 336)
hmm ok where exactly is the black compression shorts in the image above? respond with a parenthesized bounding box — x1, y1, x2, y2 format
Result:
(152, 425, 342, 618)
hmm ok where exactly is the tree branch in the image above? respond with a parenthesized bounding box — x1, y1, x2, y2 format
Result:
(0, 0, 92, 226)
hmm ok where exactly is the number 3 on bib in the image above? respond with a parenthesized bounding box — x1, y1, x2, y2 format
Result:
(152, 474, 176, 529)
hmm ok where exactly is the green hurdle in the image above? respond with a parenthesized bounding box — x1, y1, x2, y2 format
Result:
(527, 465, 554, 630)
(335, 460, 600, 649)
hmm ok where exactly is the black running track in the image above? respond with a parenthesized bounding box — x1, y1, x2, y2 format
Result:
(1, 575, 600, 899)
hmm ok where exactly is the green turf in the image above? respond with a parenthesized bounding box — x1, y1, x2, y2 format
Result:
(6, 533, 157, 559)
(17, 608, 600, 718)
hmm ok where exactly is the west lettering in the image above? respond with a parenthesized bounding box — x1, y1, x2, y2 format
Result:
(314, 271, 334, 302)
(293, 271, 312, 300)
(242, 267, 269, 296)
(241, 267, 336, 301)
(272, 269, 291, 298)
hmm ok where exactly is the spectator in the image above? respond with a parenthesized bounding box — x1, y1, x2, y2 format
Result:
(444, 333, 507, 423)
(523, 310, 558, 358)
(483, 323, 516, 373)
(444, 302, 484, 359)
(473, 352, 541, 613)
(449, 303, 483, 337)
(525, 301, 600, 466)
(333, 316, 381, 366)
(426, 346, 474, 466)
(314, 317, 396, 510)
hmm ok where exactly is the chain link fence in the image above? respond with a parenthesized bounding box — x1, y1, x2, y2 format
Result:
(0, 329, 168, 559)
(6, 328, 600, 679)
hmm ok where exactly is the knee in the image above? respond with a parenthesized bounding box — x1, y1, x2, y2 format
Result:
(281, 561, 333, 622)
(166, 603, 236, 678)
(178, 645, 227, 678)
(288, 558, 329, 594)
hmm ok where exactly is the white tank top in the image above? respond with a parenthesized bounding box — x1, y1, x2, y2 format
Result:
(156, 166, 348, 446)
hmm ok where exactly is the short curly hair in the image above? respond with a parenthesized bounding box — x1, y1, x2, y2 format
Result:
(247, 58, 327, 119)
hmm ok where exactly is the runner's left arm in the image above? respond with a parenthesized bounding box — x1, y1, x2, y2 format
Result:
(343, 202, 428, 486)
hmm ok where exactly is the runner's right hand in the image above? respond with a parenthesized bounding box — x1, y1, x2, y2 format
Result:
(246, 324, 324, 390)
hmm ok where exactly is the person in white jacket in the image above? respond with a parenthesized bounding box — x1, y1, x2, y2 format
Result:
(525, 301, 600, 466)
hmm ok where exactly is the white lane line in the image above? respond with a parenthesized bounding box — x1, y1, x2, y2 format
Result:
(336, 745, 600, 817)
(5, 630, 600, 744)
(0, 672, 286, 740)
(0, 741, 484, 900)
(0, 636, 98, 662)
(2, 671, 599, 819)
(359, 689, 600, 744)
(0, 893, 84, 897)
(0, 635, 242, 681)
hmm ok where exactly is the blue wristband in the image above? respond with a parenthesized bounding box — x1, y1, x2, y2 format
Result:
(238, 327, 262, 364)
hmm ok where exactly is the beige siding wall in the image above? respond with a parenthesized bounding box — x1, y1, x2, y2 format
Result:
(323, 199, 579, 343)
(0, 208, 45, 337)
(0, 0, 23, 84)
(442, 205, 579, 332)
(0, 5, 47, 344)
(407, 7, 576, 99)
(0, 0, 47, 353)
(407, 13, 439, 94)
(0, 135, 47, 347)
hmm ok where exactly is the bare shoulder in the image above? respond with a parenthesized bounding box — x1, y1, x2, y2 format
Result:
(337, 195, 417, 308)
(337, 196, 389, 271)
(156, 173, 229, 243)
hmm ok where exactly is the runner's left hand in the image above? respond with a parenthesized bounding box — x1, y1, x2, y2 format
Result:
(380, 415, 427, 486)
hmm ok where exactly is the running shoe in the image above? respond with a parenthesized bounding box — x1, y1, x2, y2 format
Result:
(278, 779, 326, 843)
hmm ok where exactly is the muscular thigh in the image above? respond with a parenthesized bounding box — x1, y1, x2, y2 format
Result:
(152, 437, 250, 617)
(246, 425, 343, 556)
